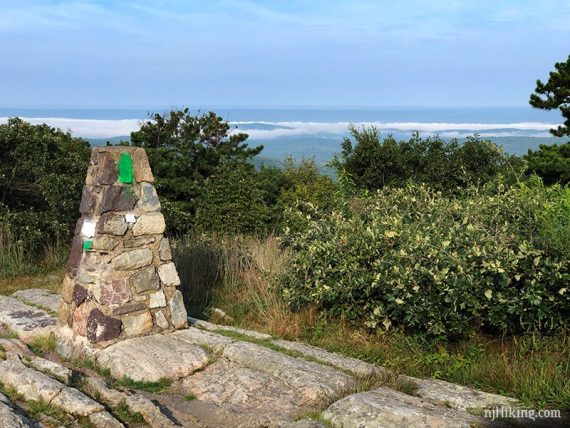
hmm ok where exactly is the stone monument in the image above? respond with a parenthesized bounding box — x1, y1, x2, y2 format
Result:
(58, 147, 187, 350)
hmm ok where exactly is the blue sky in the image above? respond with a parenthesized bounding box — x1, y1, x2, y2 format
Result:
(1, 0, 569, 108)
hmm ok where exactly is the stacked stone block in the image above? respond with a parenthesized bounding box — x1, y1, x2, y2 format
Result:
(59, 147, 187, 346)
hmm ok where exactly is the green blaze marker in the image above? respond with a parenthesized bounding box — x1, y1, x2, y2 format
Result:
(118, 152, 134, 183)
(83, 240, 93, 251)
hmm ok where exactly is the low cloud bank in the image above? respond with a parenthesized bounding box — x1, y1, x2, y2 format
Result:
(0, 117, 558, 140)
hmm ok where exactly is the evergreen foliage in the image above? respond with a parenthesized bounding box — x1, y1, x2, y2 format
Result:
(529, 54, 570, 137)
(524, 142, 570, 185)
(130, 108, 263, 234)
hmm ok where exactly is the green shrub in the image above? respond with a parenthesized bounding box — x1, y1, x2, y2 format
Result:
(194, 164, 274, 235)
(281, 180, 570, 338)
(330, 126, 522, 193)
(0, 118, 90, 259)
(277, 158, 342, 236)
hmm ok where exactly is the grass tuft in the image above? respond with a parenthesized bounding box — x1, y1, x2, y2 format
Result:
(111, 376, 172, 394)
(112, 401, 145, 424)
(28, 334, 56, 357)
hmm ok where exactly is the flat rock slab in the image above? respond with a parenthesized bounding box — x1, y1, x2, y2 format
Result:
(223, 341, 356, 404)
(0, 356, 104, 417)
(96, 334, 209, 382)
(272, 339, 382, 378)
(188, 317, 272, 340)
(25, 355, 72, 384)
(323, 386, 490, 428)
(181, 360, 308, 423)
(0, 393, 35, 428)
(169, 327, 235, 353)
(406, 376, 519, 411)
(11, 288, 60, 313)
(0, 296, 56, 342)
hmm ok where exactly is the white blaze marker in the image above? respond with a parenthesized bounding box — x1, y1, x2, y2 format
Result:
(81, 220, 96, 238)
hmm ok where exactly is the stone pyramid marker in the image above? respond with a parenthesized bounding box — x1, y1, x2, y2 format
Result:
(59, 147, 187, 347)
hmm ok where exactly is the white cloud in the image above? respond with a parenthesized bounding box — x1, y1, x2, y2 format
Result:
(1, 117, 557, 140)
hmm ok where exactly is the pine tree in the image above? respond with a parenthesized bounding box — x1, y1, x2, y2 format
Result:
(530, 54, 570, 137)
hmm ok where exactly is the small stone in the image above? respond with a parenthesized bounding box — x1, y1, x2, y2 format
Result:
(112, 248, 153, 270)
(92, 235, 120, 252)
(132, 212, 166, 236)
(72, 284, 88, 306)
(132, 148, 154, 182)
(73, 301, 95, 336)
(169, 290, 187, 329)
(97, 213, 128, 236)
(100, 185, 136, 214)
(149, 291, 166, 308)
(79, 185, 96, 214)
(67, 235, 84, 278)
(112, 302, 147, 316)
(121, 311, 153, 336)
(76, 256, 104, 285)
(123, 235, 155, 248)
(94, 152, 119, 185)
(158, 262, 181, 286)
(158, 238, 172, 261)
(61, 274, 74, 304)
(93, 279, 131, 306)
(76, 269, 95, 285)
(137, 183, 161, 212)
(86, 308, 122, 343)
(154, 311, 169, 329)
(129, 266, 160, 293)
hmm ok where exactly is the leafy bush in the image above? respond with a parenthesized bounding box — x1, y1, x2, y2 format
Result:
(194, 164, 275, 235)
(330, 126, 522, 192)
(0, 118, 90, 254)
(277, 158, 340, 235)
(281, 180, 570, 338)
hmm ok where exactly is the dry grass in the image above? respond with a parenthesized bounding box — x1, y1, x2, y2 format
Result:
(0, 271, 63, 295)
(175, 234, 319, 337)
(0, 225, 68, 280)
